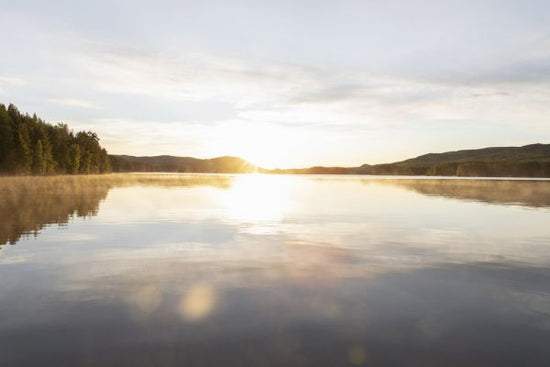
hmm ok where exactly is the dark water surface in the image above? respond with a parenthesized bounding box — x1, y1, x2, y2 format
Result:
(1, 174, 549, 366)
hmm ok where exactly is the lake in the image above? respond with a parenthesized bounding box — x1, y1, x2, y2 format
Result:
(1, 174, 549, 366)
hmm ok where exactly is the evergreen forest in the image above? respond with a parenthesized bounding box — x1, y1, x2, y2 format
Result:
(0, 103, 111, 175)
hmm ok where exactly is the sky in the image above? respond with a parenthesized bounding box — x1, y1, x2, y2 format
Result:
(1, 0, 549, 168)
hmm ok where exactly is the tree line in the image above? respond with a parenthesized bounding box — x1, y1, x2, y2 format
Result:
(0, 103, 111, 175)
(355, 160, 550, 177)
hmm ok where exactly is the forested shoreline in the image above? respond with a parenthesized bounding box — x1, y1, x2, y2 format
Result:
(269, 143, 550, 177)
(1, 103, 549, 177)
(0, 104, 111, 175)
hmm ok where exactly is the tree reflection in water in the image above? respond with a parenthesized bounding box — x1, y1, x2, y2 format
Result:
(1, 175, 550, 248)
(0, 174, 233, 247)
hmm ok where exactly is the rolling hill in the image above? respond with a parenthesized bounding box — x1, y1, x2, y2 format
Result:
(354, 143, 550, 177)
(268, 143, 550, 177)
(111, 143, 550, 177)
(110, 155, 257, 173)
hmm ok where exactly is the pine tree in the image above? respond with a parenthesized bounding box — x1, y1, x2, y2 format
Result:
(51, 123, 72, 173)
(37, 126, 55, 173)
(32, 139, 45, 174)
(99, 148, 112, 173)
(0, 103, 111, 175)
(0, 105, 16, 172)
(17, 123, 33, 174)
(68, 143, 81, 174)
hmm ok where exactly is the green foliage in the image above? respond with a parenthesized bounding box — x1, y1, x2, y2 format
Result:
(355, 146, 550, 177)
(0, 107, 16, 171)
(0, 103, 111, 175)
(32, 139, 44, 174)
(16, 123, 33, 174)
(68, 143, 81, 174)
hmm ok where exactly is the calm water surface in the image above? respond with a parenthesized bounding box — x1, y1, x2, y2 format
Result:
(1, 174, 550, 366)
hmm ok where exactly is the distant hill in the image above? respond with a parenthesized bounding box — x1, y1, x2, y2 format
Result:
(110, 155, 257, 173)
(269, 144, 550, 177)
(356, 143, 550, 177)
(395, 143, 550, 165)
(111, 143, 550, 177)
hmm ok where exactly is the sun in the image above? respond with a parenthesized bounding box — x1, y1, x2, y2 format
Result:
(238, 144, 281, 170)
(212, 121, 300, 169)
(229, 135, 285, 170)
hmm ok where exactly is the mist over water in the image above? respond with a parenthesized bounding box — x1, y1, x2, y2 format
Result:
(1, 174, 550, 366)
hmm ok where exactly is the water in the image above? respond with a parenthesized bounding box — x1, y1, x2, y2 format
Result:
(1, 174, 549, 366)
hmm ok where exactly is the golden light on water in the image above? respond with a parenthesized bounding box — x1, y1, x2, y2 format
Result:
(179, 284, 217, 322)
(224, 174, 293, 223)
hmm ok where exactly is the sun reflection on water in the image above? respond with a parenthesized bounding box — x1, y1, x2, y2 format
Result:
(224, 174, 293, 224)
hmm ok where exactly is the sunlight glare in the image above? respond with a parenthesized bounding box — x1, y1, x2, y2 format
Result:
(214, 121, 299, 169)
(224, 174, 293, 223)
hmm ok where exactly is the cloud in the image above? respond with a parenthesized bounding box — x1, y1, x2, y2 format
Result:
(56, 44, 550, 166)
(49, 98, 100, 109)
(69, 46, 550, 129)
(68, 47, 322, 108)
(0, 76, 28, 86)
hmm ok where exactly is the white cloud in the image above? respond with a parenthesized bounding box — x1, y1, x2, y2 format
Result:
(55, 46, 550, 166)
(69, 49, 321, 109)
(69, 47, 550, 129)
(0, 76, 28, 86)
(49, 98, 100, 109)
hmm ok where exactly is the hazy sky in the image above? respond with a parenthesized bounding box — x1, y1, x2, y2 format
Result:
(1, 0, 549, 168)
